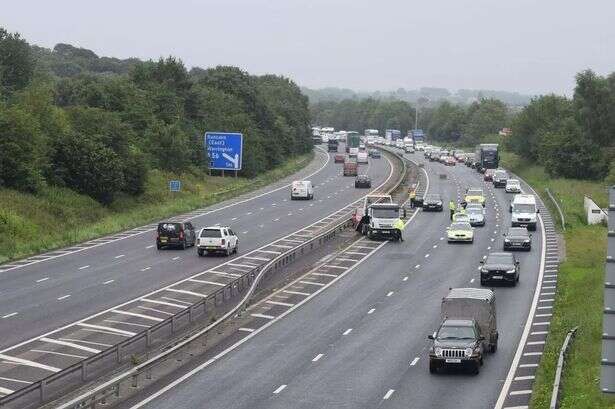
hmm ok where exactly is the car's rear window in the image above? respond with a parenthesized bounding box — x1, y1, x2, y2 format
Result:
(425, 194, 441, 201)
(158, 223, 181, 233)
(200, 229, 222, 238)
(467, 189, 483, 196)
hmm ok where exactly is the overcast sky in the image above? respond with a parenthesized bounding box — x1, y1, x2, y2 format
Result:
(3, 0, 614, 95)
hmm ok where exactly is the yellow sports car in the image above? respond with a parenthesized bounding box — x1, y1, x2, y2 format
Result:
(464, 188, 486, 207)
(447, 221, 474, 243)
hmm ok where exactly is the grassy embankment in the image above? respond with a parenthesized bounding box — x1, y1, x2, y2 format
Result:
(500, 152, 614, 409)
(0, 152, 314, 263)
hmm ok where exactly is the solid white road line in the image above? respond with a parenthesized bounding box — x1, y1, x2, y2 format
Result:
(112, 310, 164, 322)
(161, 297, 191, 306)
(105, 319, 149, 329)
(299, 280, 325, 287)
(58, 338, 112, 348)
(0, 354, 61, 372)
(0, 376, 31, 385)
(266, 300, 295, 307)
(39, 337, 101, 354)
(273, 384, 287, 394)
(312, 272, 337, 278)
(31, 349, 87, 360)
(283, 290, 311, 297)
(138, 306, 173, 316)
(189, 279, 226, 287)
(146, 245, 155, 249)
(166, 288, 207, 298)
(312, 353, 324, 362)
(383, 389, 395, 400)
(77, 323, 136, 337)
(0, 386, 14, 395)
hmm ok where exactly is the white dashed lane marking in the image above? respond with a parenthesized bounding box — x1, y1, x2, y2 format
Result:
(273, 385, 287, 394)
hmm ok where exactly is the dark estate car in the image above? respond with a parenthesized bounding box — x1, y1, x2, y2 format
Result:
(157, 221, 196, 250)
(503, 227, 532, 251)
(369, 149, 381, 158)
(355, 174, 372, 188)
(423, 193, 443, 211)
(479, 252, 520, 286)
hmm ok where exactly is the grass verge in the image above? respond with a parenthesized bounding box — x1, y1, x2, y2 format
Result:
(500, 152, 614, 409)
(0, 152, 314, 263)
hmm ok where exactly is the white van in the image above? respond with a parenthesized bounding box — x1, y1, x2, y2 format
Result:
(510, 194, 538, 231)
(291, 180, 314, 200)
(357, 151, 369, 164)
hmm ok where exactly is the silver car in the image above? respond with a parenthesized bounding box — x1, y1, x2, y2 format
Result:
(466, 206, 485, 226)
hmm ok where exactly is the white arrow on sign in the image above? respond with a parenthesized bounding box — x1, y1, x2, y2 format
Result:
(222, 153, 240, 169)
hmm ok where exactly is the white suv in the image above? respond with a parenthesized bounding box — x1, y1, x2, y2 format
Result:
(197, 226, 239, 256)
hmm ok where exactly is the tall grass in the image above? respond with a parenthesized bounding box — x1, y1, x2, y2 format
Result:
(501, 152, 615, 408)
(0, 152, 313, 263)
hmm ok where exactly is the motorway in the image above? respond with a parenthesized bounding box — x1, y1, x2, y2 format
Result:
(0, 146, 394, 398)
(126, 148, 548, 409)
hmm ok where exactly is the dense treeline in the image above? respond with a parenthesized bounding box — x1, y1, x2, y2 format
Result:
(311, 97, 510, 146)
(508, 70, 615, 180)
(0, 27, 312, 204)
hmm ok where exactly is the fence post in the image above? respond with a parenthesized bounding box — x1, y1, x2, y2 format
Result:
(40, 379, 46, 402)
(81, 360, 88, 381)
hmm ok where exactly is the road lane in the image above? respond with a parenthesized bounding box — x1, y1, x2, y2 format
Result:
(129, 149, 545, 409)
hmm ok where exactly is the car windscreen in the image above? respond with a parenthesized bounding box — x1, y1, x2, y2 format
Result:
(158, 223, 181, 233)
(371, 208, 399, 218)
(450, 223, 471, 231)
(495, 170, 507, 178)
(486, 254, 513, 265)
(507, 180, 520, 185)
(437, 325, 476, 340)
(514, 203, 535, 213)
(424, 194, 441, 201)
(508, 228, 528, 237)
(466, 208, 482, 215)
(200, 229, 222, 238)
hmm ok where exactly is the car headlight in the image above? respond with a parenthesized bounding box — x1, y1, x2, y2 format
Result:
(436, 201, 442, 206)
(464, 348, 473, 357)
(434, 347, 442, 357)
(480, 267, 488, 273)
(506, 268, 516, 274)
(504, 239, 510, 243)
(524, 239, 531, 243)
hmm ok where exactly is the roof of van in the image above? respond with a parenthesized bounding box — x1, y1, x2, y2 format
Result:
(512, 194, 536, 203)
(445, 288, 495, 302)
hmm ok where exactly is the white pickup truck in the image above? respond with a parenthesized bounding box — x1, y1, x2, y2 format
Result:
(197, 226, 239, 256)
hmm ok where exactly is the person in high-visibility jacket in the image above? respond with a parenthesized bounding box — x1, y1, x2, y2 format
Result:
(393, 218, 405, 242)
(448, 200, 456, 220)
(408, 189, 417, 208)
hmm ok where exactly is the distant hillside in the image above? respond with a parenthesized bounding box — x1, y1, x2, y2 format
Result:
(302, 86, 533, 107)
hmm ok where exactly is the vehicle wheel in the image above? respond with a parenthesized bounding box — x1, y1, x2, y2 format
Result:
(234, 243, 239, 254)
(156, 243, 162, 250)
(181, 240, 187, 250)
(225, 247, 231, 257)
(429, 361, 438, 374)
(491, 342, 498, 353)
(197, 249, 204, 257)
(516, 274, 520, 283)
(480, 278, 487, 286)
(471, 363, 480, 375)
(480, 357, 484, 366)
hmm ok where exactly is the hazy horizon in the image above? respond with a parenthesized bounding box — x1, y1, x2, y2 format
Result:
(4, 0, 614, 96)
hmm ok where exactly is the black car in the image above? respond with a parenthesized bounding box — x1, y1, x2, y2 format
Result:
(157, 222, 196, 250)
(479, 252, 520, 286)
(493, 169, 508, 188)
(355, 174, 372, 188)
(503, 227, 532, 251)
(423, 193, 443, 211)
(369, 149, 381, 158)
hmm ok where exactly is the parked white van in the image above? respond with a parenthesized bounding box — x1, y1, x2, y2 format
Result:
(291, 180, 314, 200)
(510, 194, 538, 231)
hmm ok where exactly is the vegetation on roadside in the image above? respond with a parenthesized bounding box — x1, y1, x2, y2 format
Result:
(0, 152, 313, 263)
(501, 152, 614, 409)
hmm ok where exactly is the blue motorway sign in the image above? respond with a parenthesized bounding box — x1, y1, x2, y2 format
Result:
(169, 180, 181, 192)
(205, 132, 243, 171)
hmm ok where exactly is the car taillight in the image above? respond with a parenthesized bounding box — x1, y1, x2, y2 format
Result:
(221, 238, 226, 245)
(179, 231, 184, 240)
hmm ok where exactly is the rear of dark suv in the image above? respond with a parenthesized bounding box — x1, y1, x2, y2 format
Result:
(479, 252, 520, 286)
(157, 222, 196, 250)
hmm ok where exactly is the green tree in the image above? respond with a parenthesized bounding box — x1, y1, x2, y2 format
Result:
(0, 28, 34, 92)
(461, 98, 508, 145)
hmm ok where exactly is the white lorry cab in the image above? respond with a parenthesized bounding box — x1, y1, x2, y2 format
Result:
(291, 180, 314, 200)
(510, 194, 538, 231)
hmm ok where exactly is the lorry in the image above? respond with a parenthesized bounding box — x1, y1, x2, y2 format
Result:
(428, 288, 498, 374)
(352, 194, 405, 240)
(346, 131, 361, 156)
(343, 159, 358, 176)
(403, 137, 414, 153)
(411, 129, 425, 149)
(385, 129, 401, 145)
(474, 144, 499, 172)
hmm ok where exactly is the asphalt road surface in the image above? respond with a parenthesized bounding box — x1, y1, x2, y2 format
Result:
(0, 145, 395, 397)
(130, 148, 545, 409)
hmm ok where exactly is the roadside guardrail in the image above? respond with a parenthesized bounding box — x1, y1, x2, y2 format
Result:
(0, 149, 408, 409)
(550, 326, 578, 409)
(545, 188, 566, 232)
